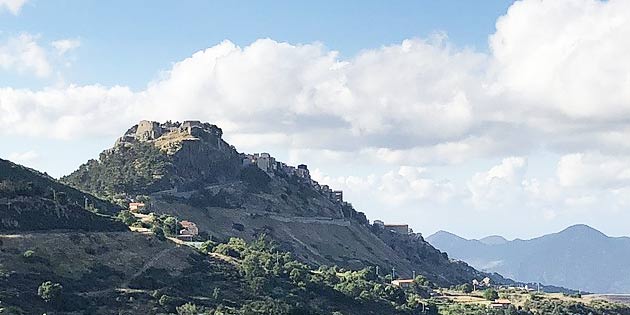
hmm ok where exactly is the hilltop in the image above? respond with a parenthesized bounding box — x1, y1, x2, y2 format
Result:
(427, 225, 630, 293)
(61, 120, 504, 287)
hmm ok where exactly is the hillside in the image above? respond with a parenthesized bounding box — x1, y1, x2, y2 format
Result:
(2, 232, 623, 315)
(427, 225, 630, 293)
(0, 158, 125, 232)
(61, 120, 502, 287)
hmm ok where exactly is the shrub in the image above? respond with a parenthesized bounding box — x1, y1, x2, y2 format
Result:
(22, 250, 36, 261)
(483, 288, 499, 301)
(176, 302, 198, 315)
(37, 281, 63, 303)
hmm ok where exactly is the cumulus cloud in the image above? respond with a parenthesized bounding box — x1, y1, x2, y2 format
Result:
(3, 0, 630, 237)
(0, 33, 51, 78)
(468, 157, 527, 209)
(51, 39, 81, 56)
(557, 152, 630, 188)
(0, 0, 27, 15)
(490, 0, 630, 123)
(311, 166, 455, 205)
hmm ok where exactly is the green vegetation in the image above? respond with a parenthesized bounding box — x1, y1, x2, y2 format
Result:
(483, 288, 499, 300)
(37, 281, 63, 304)
(61, 141, 173, 201)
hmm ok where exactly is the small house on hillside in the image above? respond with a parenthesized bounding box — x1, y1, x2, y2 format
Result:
(385, 224, 410, 235)
(129, 202, 145, 212)
(178, 220, 199, 241)
(391, 279, 414, 288)
(490, 299, 511, 309)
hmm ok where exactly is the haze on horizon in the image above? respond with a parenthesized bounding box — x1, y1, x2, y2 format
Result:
(2, 0, 630, 240)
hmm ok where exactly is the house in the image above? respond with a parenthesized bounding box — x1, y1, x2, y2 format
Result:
(178, 220, 199, 241)
(391, 279, 414, 288)
(385, 224, 410, 235)
(490, 299, 511, 309)
(129, 202, 145, 212)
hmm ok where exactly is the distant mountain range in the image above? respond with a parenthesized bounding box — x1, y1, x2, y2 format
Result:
(427, 225, 630, 293)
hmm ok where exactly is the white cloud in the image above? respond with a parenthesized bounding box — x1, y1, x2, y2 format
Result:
(0, 0, 27, 15)
(557, 152, 630, 188)
(0, 33, 51, 78)
(51, 39, 81, 56)
(7, 150, 39, 163)
(490, 0, 630, 122)
(378, 166, 456, 204)
(3, 0, 630, 237)
(468, 157, 527, 209)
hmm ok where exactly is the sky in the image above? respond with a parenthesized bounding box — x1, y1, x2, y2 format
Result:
(2, 0, 630, 240)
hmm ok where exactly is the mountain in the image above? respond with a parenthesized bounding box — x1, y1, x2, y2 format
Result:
(0, 158, 125, 232)
(61, 120, 506, 287)
(479, 235, 508, 245)
(427, 225, 630, 293)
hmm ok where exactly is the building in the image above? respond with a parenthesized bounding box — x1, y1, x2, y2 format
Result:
(385, 224, 410, 235)
(242, 154, 256, 167)
(391, 279, 414, 288)
(373, 220, 385, 228)
(296, 164, 310, 179)
(490, 299, 512, 309)
(332, 190, 343, 203)
(178, 220, 199, 241)
(129, 202, 145, 212)
(256, 153, 276, 173)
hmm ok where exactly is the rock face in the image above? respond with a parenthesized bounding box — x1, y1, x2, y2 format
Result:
(62, 120, 507, 287)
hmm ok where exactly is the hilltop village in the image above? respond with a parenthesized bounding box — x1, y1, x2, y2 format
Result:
(241, 150, 411, 234)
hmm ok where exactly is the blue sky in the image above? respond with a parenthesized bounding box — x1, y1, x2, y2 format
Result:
(3, 0, 630, 240)
(1, 0, 513, 89)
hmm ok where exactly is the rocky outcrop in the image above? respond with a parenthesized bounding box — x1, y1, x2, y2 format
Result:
(64, 120, 241, 198)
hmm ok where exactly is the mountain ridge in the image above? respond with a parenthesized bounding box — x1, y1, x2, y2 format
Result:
(427, 224, 630, 293)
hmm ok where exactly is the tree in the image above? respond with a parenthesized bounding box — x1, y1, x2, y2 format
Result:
(37, 281, 63, 303)
(483, 288, 499, 301)
(460, 283, 473, 294)
(117, 210, 137, 226)
(176, 302, 198, 315)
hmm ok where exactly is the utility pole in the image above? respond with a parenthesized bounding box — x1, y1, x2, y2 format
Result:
(392, 267, 396, 279)
(413, 270, 416, 279)
(84, 196, 88, 209)
(537, 282, 541, 293)
(376, 266, 379, 277)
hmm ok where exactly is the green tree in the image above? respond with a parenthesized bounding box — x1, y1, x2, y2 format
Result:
(117, 210, 137, 226)
(37, 281, 63, 303)
(460, 283, 473, 294)
(483, 288, 499, 301)
(176, 302, 198, 315)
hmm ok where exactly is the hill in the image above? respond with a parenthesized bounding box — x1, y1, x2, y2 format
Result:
(61, 120, 504, 287)
(2, 232, 627, 315)
(427, 225, 630, 293)
(0, 158, 125, 232)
